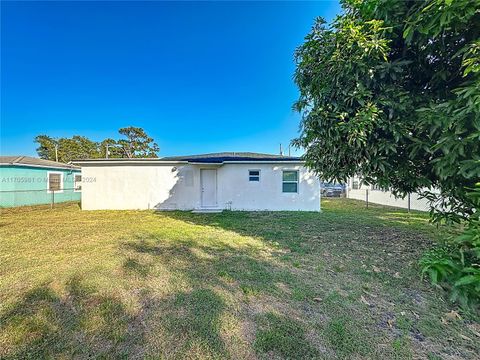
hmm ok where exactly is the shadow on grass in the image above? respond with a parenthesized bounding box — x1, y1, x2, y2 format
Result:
(0, 275, 141, 359)
(1, 202, 451, 359)
(161, 288, 227, 357)
(120, 232, 296, 298)
(254, 312, 320, 359)
(118, 230, 321, 358)
(156, 209, 435, 270)
(143, 210, 447, 357)
(0, 273, 232, 359)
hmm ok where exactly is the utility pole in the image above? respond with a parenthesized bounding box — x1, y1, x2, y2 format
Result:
(54, 144, 58, 162)
(279, 143, 283, 156)
(106, 144, 109, 159)
(288, 145, 291, 157)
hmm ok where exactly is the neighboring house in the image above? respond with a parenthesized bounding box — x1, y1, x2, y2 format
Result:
(73, 152, 321, 211)
(0, 156, 81, 208)
(346, 175, 431, 212)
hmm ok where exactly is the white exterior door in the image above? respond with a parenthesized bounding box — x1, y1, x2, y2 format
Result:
(201, 169, 217, 207)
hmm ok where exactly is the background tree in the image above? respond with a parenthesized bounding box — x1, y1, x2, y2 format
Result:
(35, 127, 159, 162)
(117, 126, 159, 158)
(57, 136, 100, 163)
(34, 135, 58, 161)
(99, 138, 123, 159)
(293, 0, 479, 222)
(35, 135, 99, 163)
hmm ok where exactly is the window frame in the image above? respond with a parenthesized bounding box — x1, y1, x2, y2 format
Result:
(352, 179, 360, 190)
(74, 174, 82, 192)
(282, 170, 299, 193)
(47, 171, 64, 193)
(248, 169, 261, 182)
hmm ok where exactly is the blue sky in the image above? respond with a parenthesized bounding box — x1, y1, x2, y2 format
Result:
(1, 1, 341, 157)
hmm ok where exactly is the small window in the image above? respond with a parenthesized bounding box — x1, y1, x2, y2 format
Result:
(352, 180, 360, 190)
(282, 170, 298, 193)
(249, 170, 260, 182)
(74, 174, 82, 192)
(48, 172, 62, 192)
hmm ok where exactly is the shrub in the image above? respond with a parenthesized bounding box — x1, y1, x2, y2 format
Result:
(420, 184, 480, 310)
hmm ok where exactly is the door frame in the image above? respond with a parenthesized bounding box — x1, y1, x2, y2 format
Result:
(200, 168, 218, 207)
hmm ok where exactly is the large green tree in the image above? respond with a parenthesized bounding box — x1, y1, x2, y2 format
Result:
(293, 0, 480, 221)
(35, 127, 160, 162)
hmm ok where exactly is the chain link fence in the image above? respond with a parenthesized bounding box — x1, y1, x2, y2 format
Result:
(0, 188, 81, 209)
(347, 188, 430, 212)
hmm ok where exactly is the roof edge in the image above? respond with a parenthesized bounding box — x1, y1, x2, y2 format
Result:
(0, 162, 81, 170)
(72, 159, 305, 166)
(221, 160, 304, 164)
(72, 159, 189, 165)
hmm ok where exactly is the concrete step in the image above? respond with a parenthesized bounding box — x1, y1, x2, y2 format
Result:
(191, 208, 223, 213)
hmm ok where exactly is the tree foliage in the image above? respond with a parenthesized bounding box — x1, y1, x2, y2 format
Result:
(34, 135, 99, 163)
(420, 183, 480, 310)
(34, 135, 58, 161)
(34, 126, 160, 162)
(117, 126, 159, 158)
(293, 0, 480, 222)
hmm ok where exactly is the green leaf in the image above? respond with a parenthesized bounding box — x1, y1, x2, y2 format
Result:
(454, 275, 480, 287)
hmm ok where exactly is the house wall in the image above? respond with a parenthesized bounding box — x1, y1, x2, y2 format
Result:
(80, 163, 320, 211)
(80, 164, 198, 210)
(218, 164, 320, 211)
(346, 177, 430, 212)
(0, 165, 81, 207)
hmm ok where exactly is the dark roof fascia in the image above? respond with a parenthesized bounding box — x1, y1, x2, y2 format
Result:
(222, 160, 304, 164)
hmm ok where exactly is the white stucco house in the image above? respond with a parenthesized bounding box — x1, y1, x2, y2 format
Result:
(73, 152, 321, 211)
(346, 175, 431, 212)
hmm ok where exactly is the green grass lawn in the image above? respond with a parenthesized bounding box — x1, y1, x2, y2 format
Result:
(1, 199, 479, 359)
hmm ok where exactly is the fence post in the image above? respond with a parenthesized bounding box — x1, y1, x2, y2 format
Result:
(51, 190, 54, 209)
(366, 189, 369, 209)
(407, 193, 411, 213)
